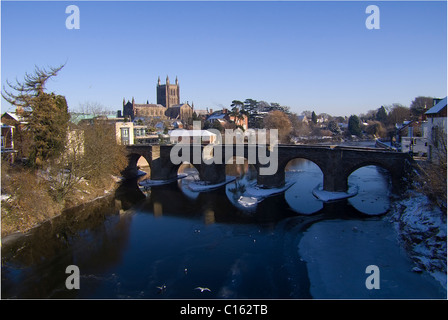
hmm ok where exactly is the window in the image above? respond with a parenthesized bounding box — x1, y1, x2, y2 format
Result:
(121, 128, 130, 145)
(121, 128, 129, 137)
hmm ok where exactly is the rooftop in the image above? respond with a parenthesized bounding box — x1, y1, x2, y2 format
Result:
(425, 97, 447, 115)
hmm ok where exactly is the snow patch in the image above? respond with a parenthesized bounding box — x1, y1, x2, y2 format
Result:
(245, 181, 296, 198)
(312, 183, 358, 202)
(187, 176, 236, 192)
(1, 194, 11, 201)
(237, 196, 262, 208)
(387, 190, 447, 290)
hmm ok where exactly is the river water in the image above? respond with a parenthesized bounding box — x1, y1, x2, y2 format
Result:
(1, 145, 446, 299)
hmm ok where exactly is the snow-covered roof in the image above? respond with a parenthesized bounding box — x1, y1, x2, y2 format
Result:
(169, 129, 217, 137)
(207, 113, 227, 121)
(425, 97, 447, 115)
(1, 112, 20, 122)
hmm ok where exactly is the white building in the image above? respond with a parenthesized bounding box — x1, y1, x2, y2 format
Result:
(116, 121, 159, 145)
(422, 97, 447, 162)
(169, 129, 217, 144)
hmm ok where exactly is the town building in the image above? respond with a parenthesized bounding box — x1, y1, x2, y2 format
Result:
(1, 112, 27, 162)
(115, 121, 160, 145)
(1, 123, 15, 155)
(395, 120, 428, 156)
(164, 103, 193, 123)
(168, 129, 217, 144)
(423, 97, 447, 162)
(205, 108, 249, 130)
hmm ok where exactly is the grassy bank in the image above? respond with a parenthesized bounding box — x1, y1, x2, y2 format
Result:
(1, 162, 121, 238)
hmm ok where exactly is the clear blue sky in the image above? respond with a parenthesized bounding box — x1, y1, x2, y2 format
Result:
(1, 0, 447, 116)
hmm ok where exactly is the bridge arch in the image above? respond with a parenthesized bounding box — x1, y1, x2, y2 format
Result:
(347, 164, 394, 215)
(123, 152, 152, 179)
(284, 158, 324, 185)
(345, 161, 394, 182)
(258, 153, 327, 188)
(283, 157, 325, 175)
(177, 161, 200, 178)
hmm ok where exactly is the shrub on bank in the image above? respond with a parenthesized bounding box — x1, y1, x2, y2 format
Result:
(1, 162, 62, 236)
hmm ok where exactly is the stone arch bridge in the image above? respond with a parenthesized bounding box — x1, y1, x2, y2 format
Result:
(124, 144, 411, 192)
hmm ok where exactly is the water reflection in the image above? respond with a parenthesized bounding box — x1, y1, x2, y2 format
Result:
(1, 156, 397, 299)
(1, 195, 133, 298)
(348, 166, 392, 215)
(174, 158, 392, 217)
(284, 159, 324, 215)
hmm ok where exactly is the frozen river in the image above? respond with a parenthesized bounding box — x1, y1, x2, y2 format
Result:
(1, 156, 446, 299)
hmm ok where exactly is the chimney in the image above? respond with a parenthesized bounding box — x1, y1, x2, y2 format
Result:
(209, 109, 213, 114)
(223, 108, 228, 114)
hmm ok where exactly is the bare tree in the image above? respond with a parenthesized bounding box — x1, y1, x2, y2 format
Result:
(387, 103, 411, 126)
(420, 129, 447, 206)
(410, 96, 434, 119)
(263, 110, 292, 143)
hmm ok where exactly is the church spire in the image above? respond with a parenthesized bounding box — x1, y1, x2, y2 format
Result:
(166, 75, 170, 84)
(175, 76, 178, 85)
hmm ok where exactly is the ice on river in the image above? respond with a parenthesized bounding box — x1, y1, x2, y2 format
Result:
(187, 176, 236, 192)
(298, 219, 446, 299)
(312, 183, 358, 202)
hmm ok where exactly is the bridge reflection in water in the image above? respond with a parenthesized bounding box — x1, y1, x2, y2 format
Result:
(135, 156, 394, 218)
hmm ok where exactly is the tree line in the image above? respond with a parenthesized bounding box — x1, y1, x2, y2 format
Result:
(225, 96, 436, 142)
(348, 97, 435, 138)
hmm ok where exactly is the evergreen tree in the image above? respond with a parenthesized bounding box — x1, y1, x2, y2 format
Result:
(375, 106, 388, 124)
(311, 111, 318, 124)
(2, 64, 69, 166)
(348, 115, 362, 136)
(28, 93, 70, 164)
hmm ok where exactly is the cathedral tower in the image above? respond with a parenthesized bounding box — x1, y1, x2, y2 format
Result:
(157, 76, 180, 108)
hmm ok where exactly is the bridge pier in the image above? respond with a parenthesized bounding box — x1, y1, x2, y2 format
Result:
(150, 145, 179, 180)
(321, 151, 348, 192)
(323, 171, 348, 192)
(257, 168, 285, 188)
(197, 163, 227, 184)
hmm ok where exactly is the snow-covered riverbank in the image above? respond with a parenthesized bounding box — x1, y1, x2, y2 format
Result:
(387, 190, 447, 290)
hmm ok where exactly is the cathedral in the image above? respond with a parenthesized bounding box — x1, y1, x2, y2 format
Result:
(123, 76, 193, 123)
(157, 75, 180, 108)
